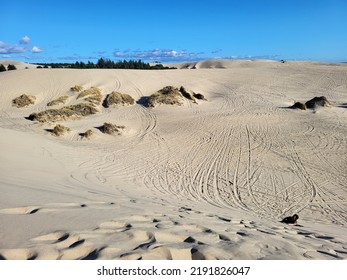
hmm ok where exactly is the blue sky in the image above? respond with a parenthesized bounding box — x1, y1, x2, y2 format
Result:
(1, 0, 347, 63)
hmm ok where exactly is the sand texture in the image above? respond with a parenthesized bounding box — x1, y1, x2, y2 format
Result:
(0, 60, 347, 260)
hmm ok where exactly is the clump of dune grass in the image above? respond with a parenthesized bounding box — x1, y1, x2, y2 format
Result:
(305, 96, 331, 109)
(289, 102, 306, 110)
(80, 129, 94, 139)
(179, 86, 207, 102)
(70, 85, 84, 92)
(148, 86, 184, 107)
(77, 87, 103, 105)
(179, 86, 196, 102)
(47, 96, 69, 106)
(97, 122, 125, 135)
(28, 103, 98, 122)
(82, 129, 93, 139)
(12, 94, 36, 108)
(193, 93, 206, 100)
(288, 96, 331, 111)
(52, 124, 70, 136)
(103, 91, 135, 108)
(77, 87, 101, 98)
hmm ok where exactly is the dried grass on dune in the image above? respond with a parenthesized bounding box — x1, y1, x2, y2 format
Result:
(103, 91, 135, 108)
(28, 103, 98, 122)
(148, 86, 184, 107)
(12, 94, 36, 108)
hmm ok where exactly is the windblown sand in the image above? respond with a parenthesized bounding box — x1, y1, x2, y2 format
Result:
(0, 60, 346, 260)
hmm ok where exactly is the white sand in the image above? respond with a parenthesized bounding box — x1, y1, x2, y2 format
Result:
(0, 60, 39, 70)
(0, 60, 346, 260)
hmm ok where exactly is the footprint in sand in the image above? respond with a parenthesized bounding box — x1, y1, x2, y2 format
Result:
(0, 201, 119, 216)
(98, 221, 132, 232)
(304, 250, 342, 260)
(128, 215, 161, 223)
(0, 248, 38, 260)
(0, 206, 40, 215)
(31, 231, 70, 243)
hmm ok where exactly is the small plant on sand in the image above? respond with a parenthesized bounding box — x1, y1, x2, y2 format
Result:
(12, 94, 36, 108)
(7, 64, 17, 71)
(193, 93, 206, 100)
(0, 64, 6, 72)
(179, 86, 196, 102)
(82, 129, 93, 139)
(97, 122, 125, 135)
(28, 103, 98, 122)
(51, 124, 70, 136)
(47, 96, 69, 106)
(103, 91, 135, 108)
(305, 96, 331, 109)
(77, 87, 103, 105)
(70, 85, 84, 92)
(148, 86, 184, 107)
(288, 96, 332, 111)
(289, 102, 306, 110)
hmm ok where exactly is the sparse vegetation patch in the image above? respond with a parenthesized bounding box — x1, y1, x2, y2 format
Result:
(97, 122, 125, 135)
(81, 129, 93, 139)
(77, 87, 103, 105)
(12, 94, 36, 108)
(28, 103, 98, 122)
(289, 102, 306, 110)
(103, 92, 135, 108)
(47, 96, 69, 106)
(146, 86, 206, 107)
(51, 124, 70, 136)
(148, 86, 184, 107)
(288, 96, 331, 111)
(305, 96, 331, 109)
(7, 64, 17, 71)
(70, 85, 84, 92)
(179, 86, 196, 102)
(193, 93, 206, 100)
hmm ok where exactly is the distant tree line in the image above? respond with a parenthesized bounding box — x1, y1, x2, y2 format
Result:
(35, 58, 176, 70)
(0, 64, 17, 72)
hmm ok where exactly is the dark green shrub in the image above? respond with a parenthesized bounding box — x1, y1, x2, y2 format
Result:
(7, 64, 17, 71)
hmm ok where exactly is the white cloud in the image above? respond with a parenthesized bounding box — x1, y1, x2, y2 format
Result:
(221, 54, 280, 60)
(57, 55, 98, 61)
(20, 35, 30, 44)
(0, 42, 26, 54)
(32, 46, 43, 53)
(113, 48, 203, 62)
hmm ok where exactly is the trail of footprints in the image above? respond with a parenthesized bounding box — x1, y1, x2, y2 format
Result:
(0, 201, 118, 215)
(0, 203, 346, 260)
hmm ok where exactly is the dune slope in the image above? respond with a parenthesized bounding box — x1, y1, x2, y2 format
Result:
(0, 60, 347, 260)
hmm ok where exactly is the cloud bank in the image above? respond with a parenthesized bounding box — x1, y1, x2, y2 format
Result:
(112, 48, 279, 63)
(113, 48, 204, 62)
(1, 36, 280, 63)
(0, 36, 44, 56)
(0, 42, 26, 54)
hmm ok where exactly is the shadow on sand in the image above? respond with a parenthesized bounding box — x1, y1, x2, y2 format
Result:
(136, 96, 149, 107)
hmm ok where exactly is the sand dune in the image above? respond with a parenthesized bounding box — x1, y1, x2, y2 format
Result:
(0, 60, 347, 259)
(0, 60, 38, 70)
